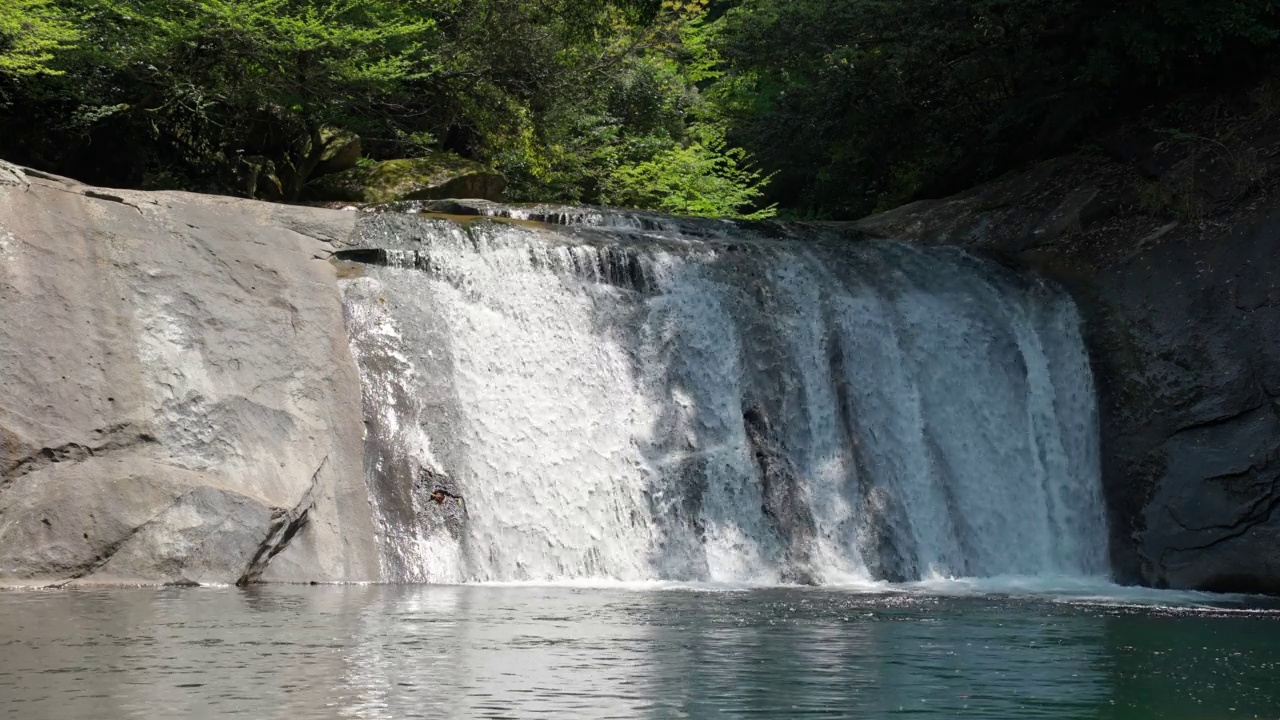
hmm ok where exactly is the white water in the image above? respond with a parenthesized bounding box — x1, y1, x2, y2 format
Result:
(339, 212, 1108, 585)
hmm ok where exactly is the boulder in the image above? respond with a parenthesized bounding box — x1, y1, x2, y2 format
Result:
(313, 127, 362, 178)
(850, 150, 1280, 594)
(304, 153, 507, 204)
(0, 161, 380, 586)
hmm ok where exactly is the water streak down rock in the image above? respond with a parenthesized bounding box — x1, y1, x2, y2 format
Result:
(336, 209, 1109, 584)
(847, 153, 1280, 594)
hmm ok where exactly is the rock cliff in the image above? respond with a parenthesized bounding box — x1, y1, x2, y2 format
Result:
(0, 162, 380, 586)
(4, 148, 1278, 593)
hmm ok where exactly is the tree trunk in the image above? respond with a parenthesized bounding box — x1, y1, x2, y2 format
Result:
(280, 125, 330, 201)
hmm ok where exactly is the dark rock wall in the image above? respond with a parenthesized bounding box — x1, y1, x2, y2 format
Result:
(850, 155, 1280, 593)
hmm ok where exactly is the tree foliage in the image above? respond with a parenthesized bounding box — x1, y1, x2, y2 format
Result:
(602, 124, 774, 218)
(1, 0, 1278, 218)
(86, 0, 438, 195)
(711, 0, 1280, 217)
(0, 0, 80, 76)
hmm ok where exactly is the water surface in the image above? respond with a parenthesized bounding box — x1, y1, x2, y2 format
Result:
(2, 584, 1278, 719)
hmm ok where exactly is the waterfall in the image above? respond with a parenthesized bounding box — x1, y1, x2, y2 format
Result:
(338, 208, 1108, 584)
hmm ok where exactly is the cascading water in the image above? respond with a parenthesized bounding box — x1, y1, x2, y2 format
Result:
(337, 206, 1108, 585)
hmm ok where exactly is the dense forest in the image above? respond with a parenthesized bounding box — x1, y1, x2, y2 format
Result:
(2, 0, 1278, 219)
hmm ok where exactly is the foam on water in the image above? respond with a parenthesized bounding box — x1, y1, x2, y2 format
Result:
(339, 211, 1109, 586)
(438, 577, 1267, 614)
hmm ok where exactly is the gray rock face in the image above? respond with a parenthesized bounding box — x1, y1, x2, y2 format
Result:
(850, 156, 1280, 594)
(0, 162, 379, 586)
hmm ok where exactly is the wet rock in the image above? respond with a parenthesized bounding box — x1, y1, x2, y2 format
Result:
(1086, 212, 1280, 591)
(415, 467, 467, 541)
(851, 150, 1280, 594)
(743, 405, 817, 583)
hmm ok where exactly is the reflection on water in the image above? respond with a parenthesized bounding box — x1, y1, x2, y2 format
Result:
(1, 585, 1278, 719)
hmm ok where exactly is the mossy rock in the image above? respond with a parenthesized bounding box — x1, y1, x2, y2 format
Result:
(313, 127, 362, 178)
(303, 153, 506, 203)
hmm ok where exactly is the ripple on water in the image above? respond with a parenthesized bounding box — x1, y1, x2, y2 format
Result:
(0, 585, 1278, 719)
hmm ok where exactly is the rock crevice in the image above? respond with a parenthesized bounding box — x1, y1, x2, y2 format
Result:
(2, 424, 157, 488)
(238, 456, 327, 586)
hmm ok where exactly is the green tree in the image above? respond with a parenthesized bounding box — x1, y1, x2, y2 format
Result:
(77, 0, 439, 197)
(602, 124, 774, 219)
(711, 0, 1280, 218)
(492, 0, 777, 218)
(0, 0, 780, 216)
(0, 0, 79, 76)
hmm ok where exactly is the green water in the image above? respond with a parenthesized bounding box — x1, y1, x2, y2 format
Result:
(1, 584, 1278, 719)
